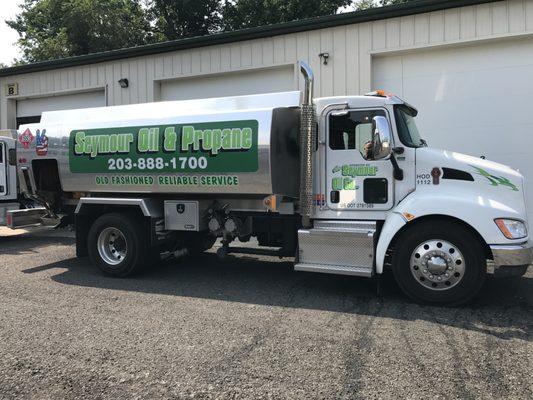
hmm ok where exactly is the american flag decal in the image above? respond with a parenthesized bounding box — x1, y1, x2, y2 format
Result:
(35, 129, 49, 156)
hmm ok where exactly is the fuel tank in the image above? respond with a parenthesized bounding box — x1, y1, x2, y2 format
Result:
(17, 91, 301, 198)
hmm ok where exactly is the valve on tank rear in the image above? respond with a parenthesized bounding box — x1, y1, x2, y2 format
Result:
(207, 206, 250, 244)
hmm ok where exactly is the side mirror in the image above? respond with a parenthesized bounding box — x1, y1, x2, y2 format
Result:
(371, 116, 392, 160)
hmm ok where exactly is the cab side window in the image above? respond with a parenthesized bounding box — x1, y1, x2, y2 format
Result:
(329, 109, 386, 159)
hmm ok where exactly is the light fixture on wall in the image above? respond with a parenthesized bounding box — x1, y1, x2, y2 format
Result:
(319, 52, 330, 65)
(118, 78, 129, 88)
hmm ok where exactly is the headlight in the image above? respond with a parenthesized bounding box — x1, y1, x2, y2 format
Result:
(494, 219, 527, 239)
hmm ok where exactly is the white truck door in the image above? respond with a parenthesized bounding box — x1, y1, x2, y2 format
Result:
(326, 108, 394, 211)
(0, 141, 7, 196)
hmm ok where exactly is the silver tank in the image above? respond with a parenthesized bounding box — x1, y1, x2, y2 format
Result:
(17, 91, 302, 198)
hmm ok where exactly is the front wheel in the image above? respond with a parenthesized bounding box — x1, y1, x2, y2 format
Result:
(392, 220, 487, 306)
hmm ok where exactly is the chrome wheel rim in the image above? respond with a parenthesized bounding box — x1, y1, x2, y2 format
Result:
(97, 227, 127, 266)
(410, 239, 465, 291)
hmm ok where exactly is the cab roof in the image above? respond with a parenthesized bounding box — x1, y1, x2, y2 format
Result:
(314, 92, 414, 116)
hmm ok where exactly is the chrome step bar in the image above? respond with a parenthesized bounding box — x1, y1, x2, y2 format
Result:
(294, 263, 373, 277)
(6, 207, 48, 229)
(295, 220, 376, 278)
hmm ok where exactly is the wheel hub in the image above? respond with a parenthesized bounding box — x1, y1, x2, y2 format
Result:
(410, 240, 465, 291)
(97, 227, 128, 266)
(427, 256, 447, 275)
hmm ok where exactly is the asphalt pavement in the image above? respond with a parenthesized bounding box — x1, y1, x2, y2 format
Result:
(0, 227, 531, 399)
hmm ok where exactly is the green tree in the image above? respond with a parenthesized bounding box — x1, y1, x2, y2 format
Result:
(222, 0, 353, 31)
(7, 0, 152, 63)
(7, 0, 418, 63)
(379, 0, 411, 5)
(353, 0, 376, 9)
(147, 0, 222, 41)
(353, 0, 412, 10)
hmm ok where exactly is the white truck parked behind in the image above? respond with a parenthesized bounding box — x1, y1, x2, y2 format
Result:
(1, 62, 530, 305)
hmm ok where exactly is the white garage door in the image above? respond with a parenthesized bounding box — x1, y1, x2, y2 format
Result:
(373, 38, 533, 223)
(17, 90, 105, 119)
(160, 66, 295, 101)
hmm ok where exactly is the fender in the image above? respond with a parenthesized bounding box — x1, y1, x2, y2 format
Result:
(75, 197, 163, 217)
(375, 211, 406, 273)
(375, 187, 527, 274)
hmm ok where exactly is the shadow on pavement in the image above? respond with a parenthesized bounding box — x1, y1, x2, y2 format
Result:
(0, 230, 74, 256)
(22, 250, 533, 342)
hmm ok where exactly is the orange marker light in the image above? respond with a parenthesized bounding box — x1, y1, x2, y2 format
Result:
(403, 212, 415, 221)
(495, 219, 513, 239)
(263, 194, 277, 212)
(366, 90, 392, 98)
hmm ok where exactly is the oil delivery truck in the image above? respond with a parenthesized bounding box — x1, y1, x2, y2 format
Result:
(0, 62, 531, 305)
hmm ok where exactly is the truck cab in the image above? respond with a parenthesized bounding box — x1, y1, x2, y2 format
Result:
(0, 130, 50, 228)
(294, 89, 531, 304)
(0, 131, 19, 226)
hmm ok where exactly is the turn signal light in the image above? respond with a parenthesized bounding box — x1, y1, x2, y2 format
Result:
(495, 218, 527, 239)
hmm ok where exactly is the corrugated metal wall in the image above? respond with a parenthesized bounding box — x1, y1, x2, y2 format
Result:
(2, 0, 533, 128)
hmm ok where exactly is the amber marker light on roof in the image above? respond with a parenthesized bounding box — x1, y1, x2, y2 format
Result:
(365, 90, 390, 97)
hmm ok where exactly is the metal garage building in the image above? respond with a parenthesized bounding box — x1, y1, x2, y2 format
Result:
(1, 0, 533, 215)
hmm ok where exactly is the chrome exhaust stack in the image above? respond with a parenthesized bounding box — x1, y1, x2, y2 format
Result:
(299, 61, 316, 229)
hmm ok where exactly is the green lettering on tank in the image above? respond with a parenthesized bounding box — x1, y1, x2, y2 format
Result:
(69, 120, 258, 173)
(98, 135, 110, 153)
(73, 131, 134, 159)
(241, 127, 253, 149)
(180, 126, 254, 155)
(138, 128, 159, 153)
(74, 131, 85, 155)
(180, 126, 195, 152)
(163, 127, 177, 151)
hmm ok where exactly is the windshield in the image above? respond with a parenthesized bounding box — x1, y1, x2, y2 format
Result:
(394, 105, 424, 147)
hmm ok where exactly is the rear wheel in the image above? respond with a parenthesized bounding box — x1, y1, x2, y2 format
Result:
(88, 213, 149, 277)
(392, 220, 486, 305)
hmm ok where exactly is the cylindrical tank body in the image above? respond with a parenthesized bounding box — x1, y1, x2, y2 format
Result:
(17, 92, 301, 198)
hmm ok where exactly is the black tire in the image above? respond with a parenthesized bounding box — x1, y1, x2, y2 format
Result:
(392, 220, 486, 306)
(88, 213, 150, 277)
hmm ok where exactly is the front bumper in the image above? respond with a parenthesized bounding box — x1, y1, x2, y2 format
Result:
(490, 243, 532, 277)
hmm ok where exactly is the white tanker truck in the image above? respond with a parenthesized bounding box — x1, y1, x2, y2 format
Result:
(0, 62, 530, 305)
